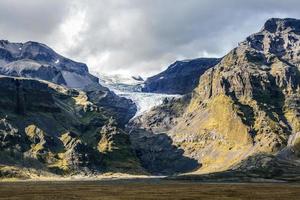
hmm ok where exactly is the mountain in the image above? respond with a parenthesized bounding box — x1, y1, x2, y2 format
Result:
(0, 76, 143, 179)
(142, 58, 220, 94)
(0, 40, 98, 89)
(1, 18, 300, 181)
(0, 40, 137, 126)
(129, 18, 300, 180)
(0, 41, 140, 178)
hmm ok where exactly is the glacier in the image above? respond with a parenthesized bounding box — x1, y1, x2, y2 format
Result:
(93, 72, 181, 118)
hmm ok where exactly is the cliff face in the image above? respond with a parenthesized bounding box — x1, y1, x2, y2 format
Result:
(142, 58, 220, 94)
(130, 18, 300, 176)
(0, 77, 143, 178)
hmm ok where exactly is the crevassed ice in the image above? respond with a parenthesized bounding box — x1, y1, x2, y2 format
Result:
(116, 90, 180, 118)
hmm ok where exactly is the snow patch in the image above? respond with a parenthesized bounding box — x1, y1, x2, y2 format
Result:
(3, 60, 42, 75)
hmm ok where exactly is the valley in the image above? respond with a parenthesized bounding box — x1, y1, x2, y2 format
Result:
(0, 18, 300, 184)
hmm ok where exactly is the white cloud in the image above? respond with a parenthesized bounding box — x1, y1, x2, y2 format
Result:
(55, 3, 88, 54)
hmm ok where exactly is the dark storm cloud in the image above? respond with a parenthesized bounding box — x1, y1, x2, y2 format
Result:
(1, 0, 300, 76)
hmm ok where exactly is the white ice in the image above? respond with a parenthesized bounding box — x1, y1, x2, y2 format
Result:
(95, 73, 181, 119)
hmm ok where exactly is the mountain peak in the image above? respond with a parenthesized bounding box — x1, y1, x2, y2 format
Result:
(262, 18, 300, 33)
(0, 39, 99, 88)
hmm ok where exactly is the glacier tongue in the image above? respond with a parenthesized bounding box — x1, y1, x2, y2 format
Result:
(94, 73, 181, 118)
(115, 90, 180, 118)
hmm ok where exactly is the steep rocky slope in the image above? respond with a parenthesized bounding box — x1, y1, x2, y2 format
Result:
(127, 95, 199, 175)
(84, 83, 137, 126)
(130, 18, 300, 177)
(0, 77, 143, 179)
(142, 58, 220, 94)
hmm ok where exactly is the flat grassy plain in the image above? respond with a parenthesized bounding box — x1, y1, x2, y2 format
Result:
(0, 179, 299, 200)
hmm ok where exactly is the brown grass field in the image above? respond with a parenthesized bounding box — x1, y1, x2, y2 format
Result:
(0, 179, 299, 200)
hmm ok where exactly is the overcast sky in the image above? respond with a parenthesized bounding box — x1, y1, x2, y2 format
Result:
(0, 0, 300, 77)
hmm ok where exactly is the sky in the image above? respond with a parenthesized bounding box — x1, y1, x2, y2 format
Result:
(0, 0, 300, 78)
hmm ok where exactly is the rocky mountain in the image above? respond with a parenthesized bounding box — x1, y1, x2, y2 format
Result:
(0, 76, 143, 179)
(142, 58, 220, 94)
(0, 40, 137, 126)
(0, 40, 98, 89)
(0, 41, 139, 178)
(129, 18, 300, 180)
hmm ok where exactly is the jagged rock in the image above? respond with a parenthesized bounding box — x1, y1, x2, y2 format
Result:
(0, 118, 28, 152)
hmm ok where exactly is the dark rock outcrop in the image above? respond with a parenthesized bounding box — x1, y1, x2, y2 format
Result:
(142, 58, 220, 94)
(84, 84, 137, 126)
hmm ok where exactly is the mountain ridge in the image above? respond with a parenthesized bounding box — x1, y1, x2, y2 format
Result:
(0, 39, 98, 89)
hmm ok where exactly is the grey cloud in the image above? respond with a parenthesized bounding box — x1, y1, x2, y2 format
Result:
(0, 0, 69, 42)
(1, 0, 300, 77)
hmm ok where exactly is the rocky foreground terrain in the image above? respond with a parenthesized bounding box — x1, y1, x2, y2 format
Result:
(0, 18, 300, 182)
(0, 77, 144, 179)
